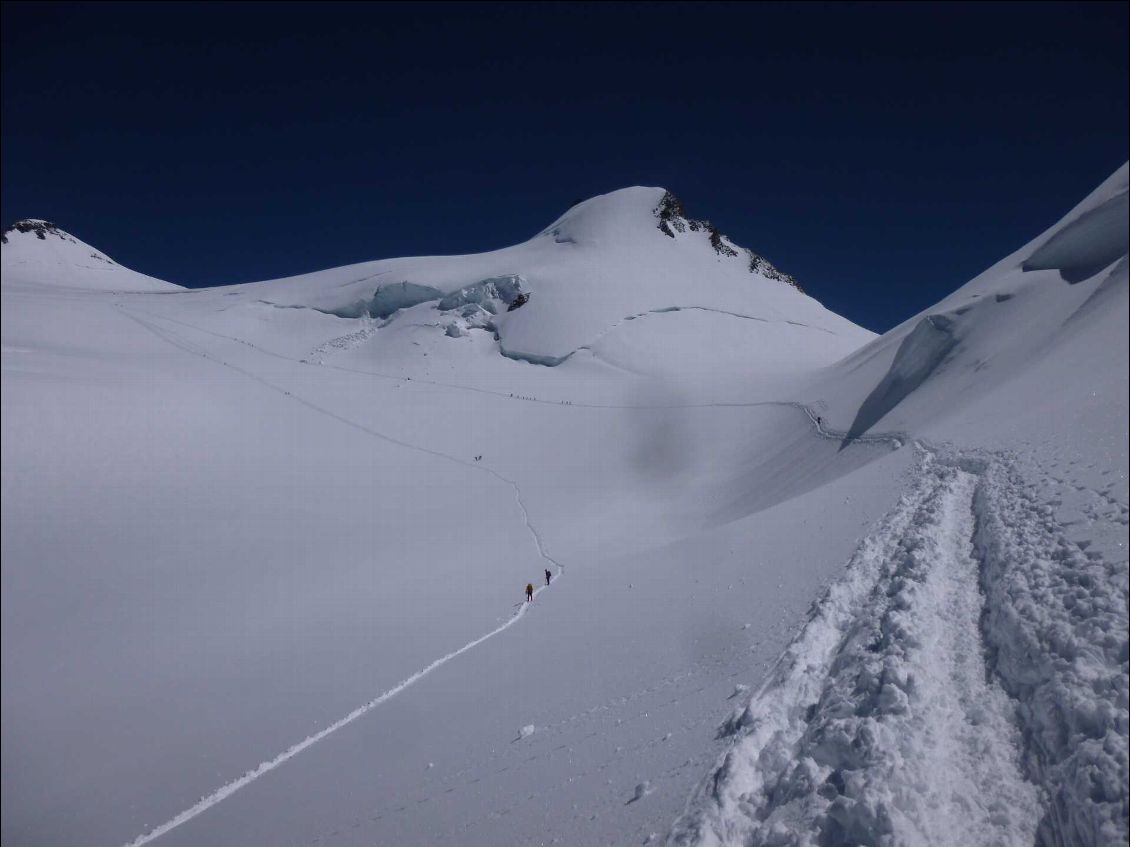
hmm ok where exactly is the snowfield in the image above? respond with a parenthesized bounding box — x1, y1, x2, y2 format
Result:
(2, 172, 1126, 847)
(671, 444, 1125, 847)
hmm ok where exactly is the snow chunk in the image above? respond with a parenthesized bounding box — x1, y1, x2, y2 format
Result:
(518, 724, 536, 740)
(325, 282, 444, 320)
(437, 274, 528, 313)
(626, 780, 653, 804)
(443, 303, 497, 340)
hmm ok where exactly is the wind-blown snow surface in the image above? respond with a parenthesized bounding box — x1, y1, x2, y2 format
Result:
(2, 174, 1126, 847)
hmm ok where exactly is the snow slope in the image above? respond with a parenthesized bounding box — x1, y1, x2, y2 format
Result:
(1, 219, 181, 292)
(1, 190, 888, 847)
(2, 171, 1126, 847)
(205, 186, 871, 372)
(673, 165, 1129, 847)
(810, 163, 1128, 448)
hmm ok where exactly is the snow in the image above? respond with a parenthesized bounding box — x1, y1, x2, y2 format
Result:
(1, 220, 180, 292)
(974, 457, 1128, 846)
(1022, 187, 1128, 283)
(213, 186, 871, 368)
(675, 163, 1129, 847)
(671, 454, 1043, 847)
(436, 274, 527, 312)
(2, 169, 1126, 847)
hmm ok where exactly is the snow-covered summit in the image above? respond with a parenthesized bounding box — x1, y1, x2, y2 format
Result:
(224, 186, 870, 369)
(2, 219, 75, 244)
(1, 219, 180, 292)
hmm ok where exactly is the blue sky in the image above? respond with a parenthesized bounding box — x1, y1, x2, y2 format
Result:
(2, 1, 1126, 330)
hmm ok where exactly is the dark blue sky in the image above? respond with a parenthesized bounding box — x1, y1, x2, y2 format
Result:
(2, 2, 1126, 331)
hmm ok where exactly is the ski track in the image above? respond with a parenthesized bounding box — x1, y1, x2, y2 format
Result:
(111, 302, 902, 847)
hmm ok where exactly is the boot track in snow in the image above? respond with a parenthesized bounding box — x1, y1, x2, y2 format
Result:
(670, 446, 1128, 847)
(113, 302, 907, 847)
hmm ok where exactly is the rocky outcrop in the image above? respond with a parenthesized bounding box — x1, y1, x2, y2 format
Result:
(654, 193, 802, 290)
(655, 191, 734, 255)
(655, 191, 690, 237)
(710, 228, 738, 258)
(747, 251, 804, 292)
(2, 219, 77, 245)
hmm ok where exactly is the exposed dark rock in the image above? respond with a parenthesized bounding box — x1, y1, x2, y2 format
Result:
(748, 250, 805, 292)
(708, 226, 738, 257)
(507, 292, 530, 311)
(653, 193, 741, 259)
(654, 191, 806, 290)
(2, 219, 76, 245)
(655, 191, 688, 238)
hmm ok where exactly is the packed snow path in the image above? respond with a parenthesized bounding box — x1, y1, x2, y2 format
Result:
(107, 304, 897, 847)
(109, 304, 1126, 847)
(670, 449, 1128, 847)
(114, 306, 565, 847)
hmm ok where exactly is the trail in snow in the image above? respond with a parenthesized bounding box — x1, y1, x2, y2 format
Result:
(113, 304, 905, 847)
(670, 452, 1043, 847)
(117, 302, 780, 410)
(115, 306, 564, 847)
(302, 316, 380, 363)
(973, 457, 1128, 846)
(670, 442, 1129, 847)
(119, 305, 909, 443)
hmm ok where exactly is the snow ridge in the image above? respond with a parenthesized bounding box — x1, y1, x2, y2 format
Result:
(654, 191, 804, 291)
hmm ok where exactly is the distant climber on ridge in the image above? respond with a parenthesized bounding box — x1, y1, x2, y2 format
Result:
(545, 568, 552, 586)
(526, 583, 534, 602)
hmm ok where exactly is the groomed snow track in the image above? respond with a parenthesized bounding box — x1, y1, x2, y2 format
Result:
(669, 447, 1129, 847)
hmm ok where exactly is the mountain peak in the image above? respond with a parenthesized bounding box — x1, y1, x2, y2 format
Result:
(652, 190, 804, 292)
(539, 187, 803, 292)
(1, 219, 180, 292)
(2, 219, 78, 246)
